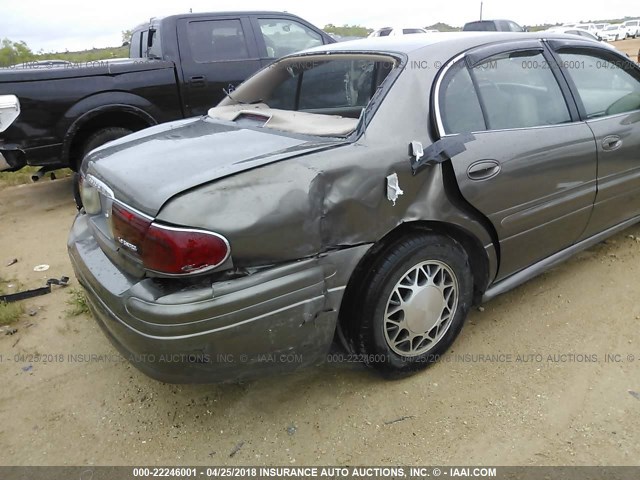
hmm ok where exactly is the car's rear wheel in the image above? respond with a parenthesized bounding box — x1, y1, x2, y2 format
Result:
(352, 233, 473, 377)
(73, 127, 132, 208)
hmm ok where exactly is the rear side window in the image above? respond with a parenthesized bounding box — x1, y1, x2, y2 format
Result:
(471, 51, 571, 129)
(187, 19, 249, 62)
(257, 19, 323, 58)
(558, 52, 640, 118)
(439, 62, 486, 134)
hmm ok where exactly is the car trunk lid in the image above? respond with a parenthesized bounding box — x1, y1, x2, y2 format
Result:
(84, 117, 344, 216)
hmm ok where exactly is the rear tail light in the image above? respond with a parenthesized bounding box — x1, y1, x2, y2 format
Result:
(110, 202, 230, 275)
(79, 176, 102, 214)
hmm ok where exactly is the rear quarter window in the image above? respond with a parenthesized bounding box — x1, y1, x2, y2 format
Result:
(438, 61, 486, 134)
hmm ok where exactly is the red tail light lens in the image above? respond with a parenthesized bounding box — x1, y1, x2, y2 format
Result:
(141, 224, 230, 275)
(110, 202, 230, 275)
(111, 202, 152, 254)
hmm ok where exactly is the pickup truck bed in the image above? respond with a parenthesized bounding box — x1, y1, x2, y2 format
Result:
(0, 11, 333, 172)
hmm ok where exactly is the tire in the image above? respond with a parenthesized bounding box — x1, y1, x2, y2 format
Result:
(73, 127, 132, 209)
(352, 233, 473, 377)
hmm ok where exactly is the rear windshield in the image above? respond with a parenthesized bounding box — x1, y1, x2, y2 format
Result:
(464, 22, 497, 31)
(211, 54, 397, 136)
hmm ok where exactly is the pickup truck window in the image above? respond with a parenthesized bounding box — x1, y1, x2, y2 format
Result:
(141, 30, 149, 56)
(130, 31, 142, 58)
(188, 19, 250, 63)
(147, 29, 162, 59)
(257, 19, 323, 58)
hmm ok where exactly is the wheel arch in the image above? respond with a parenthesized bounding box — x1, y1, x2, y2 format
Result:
(61, 96, 159, 170)
(337, 220, 491, 349)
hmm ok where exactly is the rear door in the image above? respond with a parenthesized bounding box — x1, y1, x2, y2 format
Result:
(177, 16, 261, 116)
(436, 41, 598, 279)
(549, 43, 640, 237)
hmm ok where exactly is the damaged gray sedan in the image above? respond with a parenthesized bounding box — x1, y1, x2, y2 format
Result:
(68, 32, 640, 382)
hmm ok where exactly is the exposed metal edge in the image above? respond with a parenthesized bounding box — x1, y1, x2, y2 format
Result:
(482, 215, 640, 303)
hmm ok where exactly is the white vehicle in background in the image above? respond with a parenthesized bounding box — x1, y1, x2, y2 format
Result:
(600, 24, 627, 41)
(546, 27, 601, 42)
(593, 23, 609, 39)
(622, 19, 640, 38)
(369, 26, 427, 37)
(575, 23, 598, 33)
(544, 27, 623, 52)
(0, 95, 20, 134)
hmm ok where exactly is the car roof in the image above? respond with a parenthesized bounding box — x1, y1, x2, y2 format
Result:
(301, 31, 602, 56)
(465, 19, 514, 24)
(132, 11, 309, 31)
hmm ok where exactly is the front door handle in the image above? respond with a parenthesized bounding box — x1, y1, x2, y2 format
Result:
(467, 160, 501, 181)
(189, 75, 207, 88)
(602, 135, 622, 151)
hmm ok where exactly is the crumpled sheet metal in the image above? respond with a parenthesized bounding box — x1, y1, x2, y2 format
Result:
(157, 140, 496, 282)
(156, 61, 496, 279)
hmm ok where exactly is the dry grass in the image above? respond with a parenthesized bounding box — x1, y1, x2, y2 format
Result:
(66, 288, 89, 317)
(0, 301, 24, 326)
(0, 167, 72, 189)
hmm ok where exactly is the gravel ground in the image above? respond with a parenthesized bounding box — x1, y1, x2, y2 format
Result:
(0, 174, 639, 467)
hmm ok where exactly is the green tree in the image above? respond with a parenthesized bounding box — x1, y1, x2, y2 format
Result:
(0, 39, 35, 67)
(121, 29, 133, 45)
(425, 22, 461, 32)
(324, 24, 373, 38)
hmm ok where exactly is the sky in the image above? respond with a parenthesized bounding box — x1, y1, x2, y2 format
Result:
(0, 0, 637, 52)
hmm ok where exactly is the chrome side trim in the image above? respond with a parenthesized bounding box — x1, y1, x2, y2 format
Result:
(482, 214, 640, 302)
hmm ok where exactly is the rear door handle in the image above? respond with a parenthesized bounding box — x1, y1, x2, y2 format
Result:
(189, 75, 207, 88)
(602, 135, 622, 151)
(467, 160, 501, 181)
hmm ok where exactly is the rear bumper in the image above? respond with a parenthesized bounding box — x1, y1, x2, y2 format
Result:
(68, 213, 370, 383)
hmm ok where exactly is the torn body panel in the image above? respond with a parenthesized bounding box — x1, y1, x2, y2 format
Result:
(156, 62, 498, 283)
(69, 210, 371, 383)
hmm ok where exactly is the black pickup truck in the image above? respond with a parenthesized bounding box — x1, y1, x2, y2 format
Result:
(0, 11, 333, 174)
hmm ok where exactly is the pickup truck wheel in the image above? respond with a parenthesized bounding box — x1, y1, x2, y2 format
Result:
(73, 127, 132, 208)
(353, 233, 473, 378)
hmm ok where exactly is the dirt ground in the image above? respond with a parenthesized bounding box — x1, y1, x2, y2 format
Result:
(611, 37, 640, 58)
(1, 172, 640, 467)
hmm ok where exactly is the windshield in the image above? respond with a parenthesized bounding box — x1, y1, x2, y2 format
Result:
(211, 54, 397, 137)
